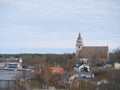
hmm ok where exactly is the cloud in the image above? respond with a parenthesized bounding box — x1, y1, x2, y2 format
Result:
(0, 0, 120, 53)
(1, 0, 119, 20)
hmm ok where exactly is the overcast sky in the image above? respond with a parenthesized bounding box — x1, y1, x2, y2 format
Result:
(0, 0, 120, 54)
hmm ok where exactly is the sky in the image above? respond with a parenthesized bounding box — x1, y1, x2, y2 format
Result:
(0, 0, 120, 54)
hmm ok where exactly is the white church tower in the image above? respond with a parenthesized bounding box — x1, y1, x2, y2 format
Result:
(76, 33, 83, 57)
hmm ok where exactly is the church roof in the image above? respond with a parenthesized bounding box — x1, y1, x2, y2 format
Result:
(78, 46, 108, 58)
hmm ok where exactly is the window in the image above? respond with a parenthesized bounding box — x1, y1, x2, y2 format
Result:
(8, 64, 18, 68)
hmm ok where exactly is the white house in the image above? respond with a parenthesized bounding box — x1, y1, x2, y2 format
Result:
(74, 63, 90, 72)
(5, 62, 22, 70)
(114, 62, 120, 70)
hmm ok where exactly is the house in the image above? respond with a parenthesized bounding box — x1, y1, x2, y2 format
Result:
(48, 67, 64, 74)
(4, 62, 22, 70)
(114, 62, 120, 70)
(76, 33, 109, 64)
(74, 63, 90, 72)
(0, 63, 6, 69)
(69, 74, 82, 86)
(69, 74, 80, 83)
(74, 63, 95, 78)
(97, 61, 115, 68)
(80, 71, 94, 78)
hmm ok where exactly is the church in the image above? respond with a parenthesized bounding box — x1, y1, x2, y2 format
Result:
(76, 33, 109, 64)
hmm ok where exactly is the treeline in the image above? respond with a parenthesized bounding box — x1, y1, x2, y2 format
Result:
(109, 47, 120, 63)
(0, 53, 78, 68)
(0, 47, 120, 66)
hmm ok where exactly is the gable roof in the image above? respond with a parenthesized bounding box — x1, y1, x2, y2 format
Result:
(78, 46, 108, 58)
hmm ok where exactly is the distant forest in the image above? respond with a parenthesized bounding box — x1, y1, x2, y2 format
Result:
(0, 48, 120, 67)
(0, 53, 77, 70)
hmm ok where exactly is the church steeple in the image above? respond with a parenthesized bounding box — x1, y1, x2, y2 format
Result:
(78, 33, 82, 39)
(76, 33, 83, 46)
(76, 33, 83, 57)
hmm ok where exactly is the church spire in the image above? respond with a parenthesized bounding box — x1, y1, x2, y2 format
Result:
(78, 33, 81, 39)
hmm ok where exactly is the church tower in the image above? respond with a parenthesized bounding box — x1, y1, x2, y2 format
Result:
(76, 33, 83, 57)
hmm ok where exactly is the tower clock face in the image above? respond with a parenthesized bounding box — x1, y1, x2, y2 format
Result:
(77, 46, 82, 50)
